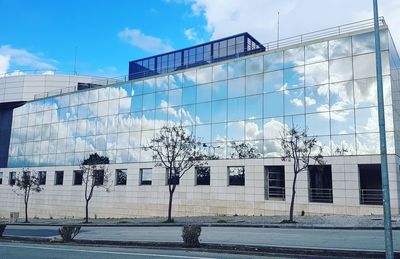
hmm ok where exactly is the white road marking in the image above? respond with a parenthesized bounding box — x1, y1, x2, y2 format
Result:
(0, 243, 218, 259)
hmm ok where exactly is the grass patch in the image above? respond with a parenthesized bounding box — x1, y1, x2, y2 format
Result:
(216, 219, 227, 224)
(162, 219, 175, 223)
(117, 220, 128, 224)
(279, 219, 297, 224)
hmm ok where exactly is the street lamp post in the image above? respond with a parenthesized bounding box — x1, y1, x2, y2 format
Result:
(372, 0, 394, 258)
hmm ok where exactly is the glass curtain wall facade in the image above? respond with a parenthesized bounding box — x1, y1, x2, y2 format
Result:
(7, 29, 397, 167)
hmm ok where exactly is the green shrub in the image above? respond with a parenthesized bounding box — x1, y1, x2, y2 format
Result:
(58, 225, 81, 242)
(182, 225, 201, 248)
(216, 219, 227, 223)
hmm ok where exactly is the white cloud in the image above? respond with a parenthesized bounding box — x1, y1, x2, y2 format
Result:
(0, 45, 57, 76)
(184, 28, 202, 43)
(118, 28, 174, 53)
(0, 54, 10, 75)
(290, 98, 303, 107)
(0, 45, 56, 72)
(305, 96, 316, 106)
(180, 0, 400, 48)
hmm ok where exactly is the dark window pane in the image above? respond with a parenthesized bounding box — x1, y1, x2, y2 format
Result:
(55, 171, 64, 185)
(265, 166, 285, 200)
(38, 171, 46, 185)
(116, 169, 127, 185)
(228, 166, 245, 186)
(196, 167, 210, 185)
(359, 164, 382, 205)
(73, 170, 83, 185)
(308, 165, 333, 203)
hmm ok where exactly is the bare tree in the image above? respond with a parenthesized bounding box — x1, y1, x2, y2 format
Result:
(144, 124, 208, 222)
(13, 169, 43, 223)
(229, 141, 261, 159)
(281, 127, 324, 222)
(80, 153, 112, 223)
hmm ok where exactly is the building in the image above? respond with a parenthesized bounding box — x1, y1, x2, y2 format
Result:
(0, 18, 399, 218)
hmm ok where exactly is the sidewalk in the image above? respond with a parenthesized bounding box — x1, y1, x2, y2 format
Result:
(3, 215, 400, 229)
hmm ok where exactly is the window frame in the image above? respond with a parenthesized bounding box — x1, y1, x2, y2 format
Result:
(9, 171, 16, 186)
(228, 166, 245, 186)
(140, 168, 152, 186)
(54, 171, 64, 185)
(38, 171, 47, 185)
(195, 166, 211, 186)
(73, 170, 83, 186)
(116, 169, 127, 186)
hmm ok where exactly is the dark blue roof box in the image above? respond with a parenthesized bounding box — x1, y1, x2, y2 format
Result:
(128, 32, 265, 80)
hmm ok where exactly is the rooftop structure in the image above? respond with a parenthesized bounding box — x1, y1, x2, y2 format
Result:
(128, 32, 265, 80)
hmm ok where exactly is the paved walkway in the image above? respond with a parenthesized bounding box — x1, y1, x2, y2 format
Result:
(3, 225, 400, 252)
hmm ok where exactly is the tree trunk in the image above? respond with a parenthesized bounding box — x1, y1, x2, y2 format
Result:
(289, 172, 298, 222)
(167, 189, 174, 222)
(24, 201, 28, 223)
(85, 200, 89, 223)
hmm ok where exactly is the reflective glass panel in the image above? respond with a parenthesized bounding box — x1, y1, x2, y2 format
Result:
(305, 84, 329, 113)
(329, 57, 353, 83)
(213, 64, 227, 81)
(246, 74, 263, 95)
(329, 37, 352, 59)
(355, 107, 378, 133)
(353, 53, 376, 79)
(285, 88, 304, 115)
(264, 91, 283, 118)
(264, 70, 283, 93)
(305, 42, 328, 64)
(330, 109, 355, 134)
(284, 47, 304, 68)
(306, 112, 330, 136)
(330, 81, 354, 111)
(284, 67, 304, 89)
(197, 84, 212, 103)
(354, 78, 377, 108)
(264, 51, 283, 72)
(228, 60, 245, 79)
(212, 81, 227, 101)
(305, 62, 328, 86)
(246, 56, 263, 75)
(227, 97, 245, 121)
(245, 95, 263, 119)
(228, 77, 245, 98)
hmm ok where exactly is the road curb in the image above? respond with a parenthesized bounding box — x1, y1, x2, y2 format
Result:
(5, 222, 400, 230)
(0, 236, 396, 258)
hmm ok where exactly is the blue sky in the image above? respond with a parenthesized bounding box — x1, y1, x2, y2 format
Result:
(1, 0, 399, 78)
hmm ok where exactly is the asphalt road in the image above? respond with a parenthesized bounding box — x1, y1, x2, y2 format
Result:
(4, 225, 400, 251)
(0, 242, 279, 259)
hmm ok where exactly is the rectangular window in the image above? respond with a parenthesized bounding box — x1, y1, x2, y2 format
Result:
(38, 171, 47, 185)
(0, 172, 3, 185)
(116, 169, 127, 185)
(359, 164, 382, 205)
(308, 165, 333, 203)
(265, 166, 285, 200)
(140, 168, 152, 185)
(9, 172, 16, 186)
(166, 168, 179, 185)
(196, 167, 210, 185)
(228, 166, 245, 186)
(73, 170, 83, 185)
(55, 171, 64, 185)
(94, 170, 104, 185)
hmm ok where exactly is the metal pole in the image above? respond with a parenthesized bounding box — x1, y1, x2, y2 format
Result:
(373, 1, 394, 258)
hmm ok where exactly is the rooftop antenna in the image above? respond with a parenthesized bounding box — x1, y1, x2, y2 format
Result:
(277, 11, 280, 48)
(73, 46, 77, 75)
